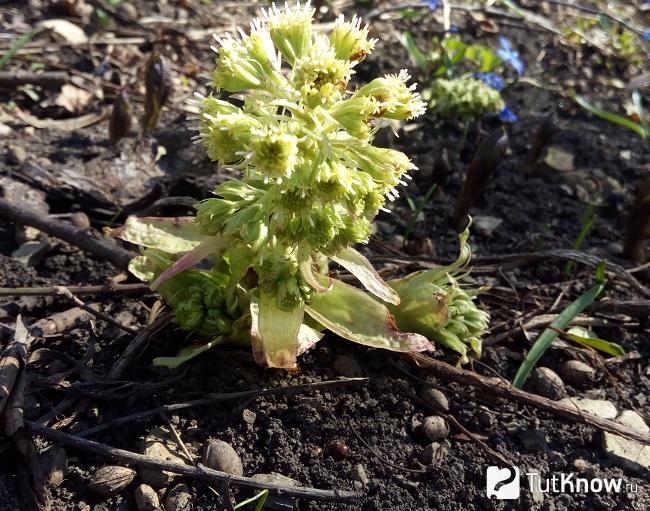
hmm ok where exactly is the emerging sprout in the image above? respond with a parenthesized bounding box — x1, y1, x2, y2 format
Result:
(624, 174, 650, 263)
(113, 2, 489, 369)
(453, 129, 508, 231)
(143, 51, 172, 131)
(109, 90, 132, 145)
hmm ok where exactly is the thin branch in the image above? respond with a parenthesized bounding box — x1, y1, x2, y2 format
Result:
(54, 286, 136, 335)
(0, 197, 135, 269)
(0, 283, 148, 297)
(26, 421, 363, 503)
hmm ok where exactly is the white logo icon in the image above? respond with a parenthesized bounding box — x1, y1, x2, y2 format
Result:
(486, 466, 520, 499)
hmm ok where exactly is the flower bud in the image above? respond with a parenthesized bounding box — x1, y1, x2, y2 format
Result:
(355, 70, 426, 120)
(293, 35, 352, 106)
(329, 14, 376, 61)
(263, 1, 314, 64)
(248, 126, 299, 180)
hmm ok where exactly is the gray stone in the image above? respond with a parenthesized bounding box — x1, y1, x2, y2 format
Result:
(530, 367, 566, 400)
(557, 398, 617, 419)
(603, 410, 650, 473)
(40, 446, 67, 488)
(350, 464, 369, 486)
(420, 442, 449, 464)
(419, 386, 449, 413)
(473, 216, 503, 237)
(420, 416, 449, 442)
(139, 440, 188, 488)
(202, 439, 243, 476)
(88, 466, 135, 496)
(134, 484, 159, 511)
(250, 473, 299, 511)
(165, 484, 192, 511)
(559, 360, 595, 386)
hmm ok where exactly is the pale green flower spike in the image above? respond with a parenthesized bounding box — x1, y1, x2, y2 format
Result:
(427, 77, 505, 121)
(113, 3, 488, 369)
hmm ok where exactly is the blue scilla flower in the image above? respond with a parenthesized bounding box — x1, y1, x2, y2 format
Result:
(425, 0, 440, 9)
(497, 36, 524, 76)
(474, 72, 505, 91)
(643, 30, 650, 42)
(498, 107, 518, 123)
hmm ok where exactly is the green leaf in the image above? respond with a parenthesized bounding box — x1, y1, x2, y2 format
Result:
(109, 216, 205, 254)
(512, 280, 606, 388)
(573, 93, 647, 139)
(250, 292, 304, 368)
(153, 337, 226, 369)
(331, 247, 400, 305)
(400, 32, 429, 70)
(305, 279, 433, 353)
(563, 326, 625, 357)
(0, 27, 43, 71)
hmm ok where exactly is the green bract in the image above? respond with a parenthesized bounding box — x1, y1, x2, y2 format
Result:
(427, 77, 505, 121)
(112, 2, 490, 369)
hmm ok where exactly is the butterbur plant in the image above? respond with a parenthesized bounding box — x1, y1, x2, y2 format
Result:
(400, 33, 522, 123)
(110, 2, 489, 368)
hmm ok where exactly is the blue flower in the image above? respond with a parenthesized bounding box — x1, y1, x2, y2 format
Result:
(498, 107, 518, 123)
(474, 72, 505, 91)
(642, 30, 650, 42)
(497, 36, 524, 76)
(425, 0, 440, 10)
(447, 25, 460, 33)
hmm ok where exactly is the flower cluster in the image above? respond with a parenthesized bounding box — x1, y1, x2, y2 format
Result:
(193, 2, 425, 314)
(114, 3, 490, 370)
(428, 77, 505, 121)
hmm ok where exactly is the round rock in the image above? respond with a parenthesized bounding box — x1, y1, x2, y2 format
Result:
(134, 484, 159, 511)
(88, 466, 135, 496)
(420, 416, 449, 442)
(530, 367, 566, 400)
(559, 360, 595, 385)
(419, 386, 449, 413)
(202, 439, 243, 476)
(165, 484, 192, 511)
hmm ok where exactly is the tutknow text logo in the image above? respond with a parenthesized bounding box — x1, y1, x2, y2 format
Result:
(486, 466, 639, 499)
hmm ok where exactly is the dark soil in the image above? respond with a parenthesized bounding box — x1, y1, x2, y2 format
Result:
(1, 1, 649, 510)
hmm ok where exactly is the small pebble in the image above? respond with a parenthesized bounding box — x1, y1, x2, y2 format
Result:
(202, 439, 243, 476)
(88, 466, 135, 496)
(350, 464, 369, 486)
(420, 442, 449, 464)
(6, 145, 26, 165)
(420, 416, 449, 442)
(419, 386, 449, 413)
(165, 484, 192, 511)
(134, 484, 159, 511)
(559, 360, 595, 386)
(404, 236, 434, 256)
(530, 367, 566, 400)
(40, 446, 67, 488)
